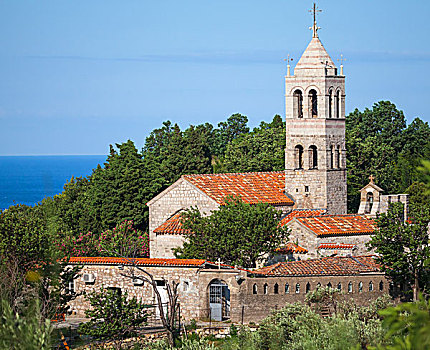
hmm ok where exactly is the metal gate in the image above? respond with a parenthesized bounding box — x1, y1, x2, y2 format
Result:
(209, 281, 230, 321)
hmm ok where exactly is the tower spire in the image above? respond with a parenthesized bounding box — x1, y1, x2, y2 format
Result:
(309, 3, 321, 38)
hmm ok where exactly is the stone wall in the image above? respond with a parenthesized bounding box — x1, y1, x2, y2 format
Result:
(148, 178, 219, 258)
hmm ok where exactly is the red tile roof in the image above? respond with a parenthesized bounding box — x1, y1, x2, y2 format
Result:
(153, 212, 190, 235)
(276, 242, 308, 254)
(182, 171, 293, 206)
(69, 257, 210, 267)
(318, 243, 356, 250)
(279, 209, 326, 226)
(296, 215, 376, 236)
(254, 255, 381, 276)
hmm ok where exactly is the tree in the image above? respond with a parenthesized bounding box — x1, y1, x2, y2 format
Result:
(223, 115, 285, 173)
(174, 197, 290, 268)
(212, 113, 250, 157)
(368, 203, 430, 301)
(78, 287, 149, 346)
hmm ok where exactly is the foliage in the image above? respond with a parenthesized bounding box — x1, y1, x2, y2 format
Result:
(59, 220, 149, 257)
(346, 102, 430, 211)
(368, 202, 430, 300)
(175, 197, 289, 268)
(0, 299, 52, 350)
(78, 287, 148, 340)
(372, 296, 430, 349)
(406, 181, 430, 207)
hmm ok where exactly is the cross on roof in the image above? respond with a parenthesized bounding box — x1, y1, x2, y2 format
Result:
(283, 54, 293, 64)
(337, 54, 346, 65)
(309, 3, 322, 38)
(369, 175, 375, 184)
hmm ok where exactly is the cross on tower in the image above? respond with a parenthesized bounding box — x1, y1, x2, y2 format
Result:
(337, 54, 346, 65)
(309, 3, 321, 38)
(284, 54, 293, 76)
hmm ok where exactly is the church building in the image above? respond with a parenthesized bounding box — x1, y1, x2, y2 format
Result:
(146, 5, 407, 263)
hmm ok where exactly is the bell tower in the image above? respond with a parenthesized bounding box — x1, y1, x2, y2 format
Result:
(284, 3, 347, 214)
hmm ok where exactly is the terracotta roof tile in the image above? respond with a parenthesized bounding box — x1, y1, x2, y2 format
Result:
(183, 171, 293, 206)
(276, 242, 308, 254)
(255, 255, 381, 276)
(296, 215, 376, 236)
(318, 243, 356, 250)
(68, 257, 209, 267)
(279, 209, 326, 226)
(153, 212, 191, 235)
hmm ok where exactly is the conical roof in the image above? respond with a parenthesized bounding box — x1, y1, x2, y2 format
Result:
(294, 36, 335, 73)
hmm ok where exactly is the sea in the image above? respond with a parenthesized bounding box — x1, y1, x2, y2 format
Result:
(0, 155, 106, 210)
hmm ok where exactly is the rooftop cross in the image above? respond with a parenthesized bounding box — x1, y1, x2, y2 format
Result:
(309, 2, 321, 38)
(369, 175, 375, 184)
(284, 54, 293, 76)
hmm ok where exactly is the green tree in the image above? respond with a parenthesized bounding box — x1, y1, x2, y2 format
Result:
(406, 181, 430, 207)
(368, 203, 430, 301)
(78, 287, 148, 342)
(88, 140, 147, 231)
(223, 115, 285, 173)
(174, 197, 289, 268)
(212, 113, 250, 157)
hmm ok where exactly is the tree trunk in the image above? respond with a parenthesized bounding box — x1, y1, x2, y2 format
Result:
(413, 270, 419, 301)
(166, 329, 175, 347)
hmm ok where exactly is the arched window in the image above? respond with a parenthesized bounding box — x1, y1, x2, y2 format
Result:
(336, 145, 341, 168)
(306, 283, 311, 293)
(330, 145, 334, 169)
(309, 146, 318, 169)
(328, 89, 333, 118)
(365, 192, 374, 214)
(327, 282, 332, 289)
(309, 89, 318, 117)
(295, 145, 304, 169)
(252, 284, 257, 295)
(316, 282, 321, 289)
(348, 282, 353, 293)
(274, 283, 279, 294)
(369, 282, 374, 292)
(359, 282, 363, 293)
(379, 281, 384, 291)
(263, 283, 268, 295)
(335, 90, 340, 118)
(285, 283, 290, 294)
(295, 283, 300, 294)
(293, 90, 303, 118)
(337, 282, 342, 291)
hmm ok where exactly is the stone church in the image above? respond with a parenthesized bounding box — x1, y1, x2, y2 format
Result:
(146, 9, 408, 263)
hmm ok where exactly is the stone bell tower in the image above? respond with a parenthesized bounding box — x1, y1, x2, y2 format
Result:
(284, 3, 347, 214)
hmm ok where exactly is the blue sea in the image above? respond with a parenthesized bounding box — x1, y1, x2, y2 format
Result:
(0, 155, 106, 210)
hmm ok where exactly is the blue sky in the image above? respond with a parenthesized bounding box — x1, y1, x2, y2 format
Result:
(1, 1, 429, 155)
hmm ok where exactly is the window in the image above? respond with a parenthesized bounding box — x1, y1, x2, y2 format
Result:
(337, 282, 342, 291)
(348, 282, 353, 293)
(252, 283, 258, 295)
(295, 145, 304, 169)
(306, 283, 311, 293)
(336, 145, 341, 168)
(359, 282, 363, 293)
(309, 89, 318, 117)
(316, 282, 321, 289)
(274, 283, 279, 294)
(330, 145, 334, 169)
(67, 280, 75, 294)
(183, 281, 189, 292)
(309, 145, 318, 169)
(336, 90, 341, 118)
(295, 283, 300, 294)
(293, 90, 303, 118)
(379, 281, 384, 292)
(328, 89, 333, 118)
(264, 283, 268, 295)
(369, 282, 374, 292)
(305, 186, 309, 193)
(285, 283, 290, 294)
(327, 282, 332, 289)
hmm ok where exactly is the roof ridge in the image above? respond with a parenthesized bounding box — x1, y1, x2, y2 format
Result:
(183, 171, 284, 177)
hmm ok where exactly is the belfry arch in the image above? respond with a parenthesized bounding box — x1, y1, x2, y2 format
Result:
(293, 89, 304, 118)
(309, 89, 318, 117)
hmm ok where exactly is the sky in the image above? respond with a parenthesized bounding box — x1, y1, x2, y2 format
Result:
(0, 1, 429, 155)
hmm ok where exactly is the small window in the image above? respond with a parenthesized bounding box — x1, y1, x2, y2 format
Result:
(369, 281, 374, 292)
(67, 280, 75, 294)
(308, 145, 318, 169)
(295, 145, 304, 169)
(183, 281, 189, 292)
(252, 283, 257, 295)
(359, 282, 363, 293)
(306, 283, 311, 293)
(348, 282, 353, 293)
(305, 186, 309, 193)
(295, 283, 300, 294)
(285, 283, 290, 294)
(337, 282, 342, 291)
(274, 283, 279, 294)
(264, 283, 268, 295)
(379, 281, 384, 291)
(327, 282, 332, 289)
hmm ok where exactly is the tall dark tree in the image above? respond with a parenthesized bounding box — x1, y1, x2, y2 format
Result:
(212, 113, 250, 157)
